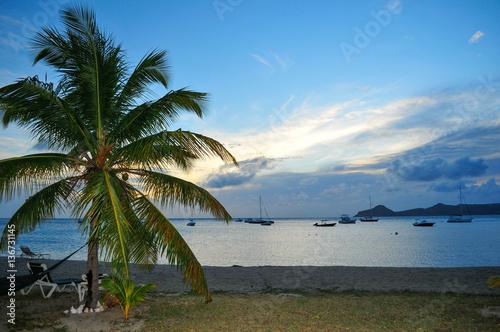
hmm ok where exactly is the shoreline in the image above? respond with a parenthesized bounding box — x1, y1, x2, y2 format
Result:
(3, 258, 500, 295)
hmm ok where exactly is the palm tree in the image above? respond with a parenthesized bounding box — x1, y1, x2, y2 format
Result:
(0, 5, 237, 309)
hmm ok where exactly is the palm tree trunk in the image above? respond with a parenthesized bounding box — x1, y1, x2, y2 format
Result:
(85, 217, 100, 309)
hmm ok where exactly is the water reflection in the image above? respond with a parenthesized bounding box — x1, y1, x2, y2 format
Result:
(1, 216, 499, 267)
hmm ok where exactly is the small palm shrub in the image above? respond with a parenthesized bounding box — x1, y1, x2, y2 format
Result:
(101, 275, 157, 320)
(487, 276, 500, 288)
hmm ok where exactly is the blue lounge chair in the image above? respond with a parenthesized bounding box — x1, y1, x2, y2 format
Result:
(20, 246, 51, 259)
(0, 245, 84, 296)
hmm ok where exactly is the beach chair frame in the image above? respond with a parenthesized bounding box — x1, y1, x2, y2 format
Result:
(19, 246, 51, 259)
(21, 263, 83, 299)
(78, 273, 109, 301)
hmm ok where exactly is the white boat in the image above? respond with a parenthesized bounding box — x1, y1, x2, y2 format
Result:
(413, 219, 435, 227)
(448, 215, 473, 222)
(338, 214, 356, 224)
(360, 196, 379, 222)
(447, 186, 473, 223)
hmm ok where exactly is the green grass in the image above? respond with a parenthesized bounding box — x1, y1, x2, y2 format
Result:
(1, 291, 499, 331)
(143, 291, 500, 331)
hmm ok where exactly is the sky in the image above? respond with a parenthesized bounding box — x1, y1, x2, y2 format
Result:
(0, 0, 499, 219)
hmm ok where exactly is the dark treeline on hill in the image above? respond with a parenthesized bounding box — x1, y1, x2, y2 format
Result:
(354, 203, 500, 217)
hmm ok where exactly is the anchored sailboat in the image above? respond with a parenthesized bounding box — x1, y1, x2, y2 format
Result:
(360, 196, 379, 222)
(248, 196, 274, 225)
(447, 186, 473, 222)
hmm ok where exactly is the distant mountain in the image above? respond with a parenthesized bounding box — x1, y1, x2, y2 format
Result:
(354, 203, 500, 217)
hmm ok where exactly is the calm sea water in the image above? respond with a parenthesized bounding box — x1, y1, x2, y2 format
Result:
(1, 216, 499, 267)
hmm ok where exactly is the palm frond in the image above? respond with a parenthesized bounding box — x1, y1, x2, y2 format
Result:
(137, 170, 232, 222)
(78, 170, 131, 275)
(112, 129, 237, 171)
(115, 49, 169, 109)
(0, 178, 73, 251)
(125, 211, 161, 270)
(111, 131, 197, 171)
(165, 130, 238, 166)
(132, 192, 212, 302)
(60, 4, 98, 37)
(0, 153, 74, 202)
(159, 88, 209, 118)
(32, 4, 126, 141)
(111, 88, 209, 144)
(75, 176, 162, 272)
(31, 23, 72, 70)
(0, 77, 94, 151)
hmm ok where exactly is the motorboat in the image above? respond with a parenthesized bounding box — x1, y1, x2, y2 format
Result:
(186, 221, 196, 226)
(413, 219, 435, 227)
(313, 222, 336, 227)
(360, 216, 379, 222)
(338, 214, 356, 224)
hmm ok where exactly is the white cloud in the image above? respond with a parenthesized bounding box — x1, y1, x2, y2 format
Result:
(269, 51, 292, 71)
(202, 157, 275, 189)
(0, 69, 24, 86)
(250, 51, 293, 74)
(0, 14, 24, 27)
(293, 192, 309, 200)
(321, 183, 358, 197)
(0, 136, 32, 158)
(222, 78, 499, 177)
(468, 31, 484, 43)
(238, 96, 435, 169)
(299, 177, 318, 186)
(174, 79, 500, 193)
(250, 54, 274, 73)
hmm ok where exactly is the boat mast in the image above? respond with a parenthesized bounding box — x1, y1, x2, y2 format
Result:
(459, 186, 463, 216)
(369, 196, 374, 217)
(260, 196, 262, 220)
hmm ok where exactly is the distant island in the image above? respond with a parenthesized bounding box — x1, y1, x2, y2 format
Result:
(354, 203, 500, 217)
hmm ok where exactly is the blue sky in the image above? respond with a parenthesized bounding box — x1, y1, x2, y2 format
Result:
(0, 0, 499, 218)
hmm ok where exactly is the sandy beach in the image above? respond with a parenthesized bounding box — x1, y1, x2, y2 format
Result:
(2, 258, 499, 331)
(5, 258, 500, 295)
